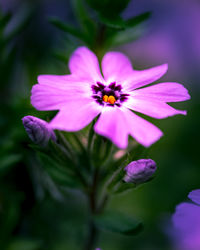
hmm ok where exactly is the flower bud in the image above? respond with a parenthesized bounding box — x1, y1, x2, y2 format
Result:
(22, 116, 56, 147)
(124, 159, 157, 184)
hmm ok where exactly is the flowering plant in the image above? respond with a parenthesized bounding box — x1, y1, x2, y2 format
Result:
(22, 45, 190, 249)
(0, 0, 196, 249)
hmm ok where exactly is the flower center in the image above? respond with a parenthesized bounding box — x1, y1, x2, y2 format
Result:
(103, 95, 116, 104)
(91, 81, 129, 107)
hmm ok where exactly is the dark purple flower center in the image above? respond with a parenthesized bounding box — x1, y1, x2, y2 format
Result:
(91, 82, 129, 107)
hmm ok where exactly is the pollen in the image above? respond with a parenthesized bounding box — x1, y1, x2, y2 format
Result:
(108, 95, 116, 104)
(103, 95, 108, 102)
(103, 95, 116, 104)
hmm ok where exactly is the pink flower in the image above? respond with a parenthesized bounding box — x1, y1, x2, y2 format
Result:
(172, 189, 200, 250)
(31, 47, 190, 149)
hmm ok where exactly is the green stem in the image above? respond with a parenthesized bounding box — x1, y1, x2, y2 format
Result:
(84, 167, 100, 250)
(84, 220, 98, 250)
(98, 193, 109, 213)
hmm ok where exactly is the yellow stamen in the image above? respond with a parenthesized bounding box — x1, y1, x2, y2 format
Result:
(103, 95, 116, 104)
(103, 95, 108, 102)
(108, 95, 116, 104)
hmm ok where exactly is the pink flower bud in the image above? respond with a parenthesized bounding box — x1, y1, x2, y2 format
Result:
(124, 159, 157, 184)
(22, 116, 56, 147)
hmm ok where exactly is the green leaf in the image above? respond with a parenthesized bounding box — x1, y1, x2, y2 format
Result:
(0, 12, 12, 32)
(126, 12, 151, 28)
(0, 195, 22, 247)
(3, 7, 33, 44)
(0, 46, 17, 84)
(7, 238, 42, 250)
(113, 182, 136, 194)
(98, 14, 125, 29)
(37, 151, 80, 188)
(85, 0, 131, 16)
(87, 121, 95, 153)
(103, 12, 151, 48)
(53, 51, 69, 64)
(0, 154, 22, 174)
(105, 26, 144, 48)
(98, 11, 150, 30)
(94, 211, 143, 235)
(49, 17, 86, 41)
(71, 0, 96, 35)
(107, 167, 125, 191)
(126, 144, 149, 162)
(92, 134, 103, 162)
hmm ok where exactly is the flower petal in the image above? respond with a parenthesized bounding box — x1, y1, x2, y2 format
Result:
(94, 107, 129, 149)
(101, 51, 134, 82)
(102, 52, 167, 90)
(124, 97, 186, 119)
(123, 109, 163, 147)
(49, 100, 101, 131)
(69, 46, 103, 82)
(172, 202, 200, 250)
(37, 74, 76, 86)
(31, 75, 91, 111)
(124, 64, 168, 91)
(94, 107, 163, 148)
(37, 74, 93, 87)
(131, 82, 191, 102)
(173, 202, 200, 232)
(188, 189, 200, 205)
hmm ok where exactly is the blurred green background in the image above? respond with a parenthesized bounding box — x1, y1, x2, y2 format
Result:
(0, 0, 199, 249)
